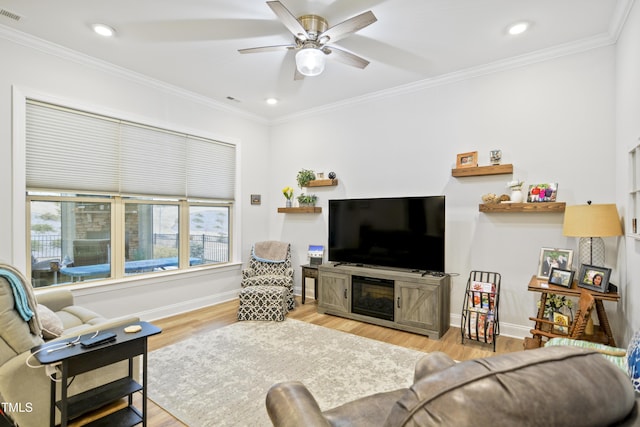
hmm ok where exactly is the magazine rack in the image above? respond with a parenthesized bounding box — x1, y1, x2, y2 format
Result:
(461, 270, 501, 351)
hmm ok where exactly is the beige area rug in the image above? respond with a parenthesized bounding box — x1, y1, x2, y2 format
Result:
(147, 318, 426, 426)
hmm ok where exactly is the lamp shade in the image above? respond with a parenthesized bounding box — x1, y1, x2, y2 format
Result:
(295, 48, 326, 76)
(563, 203, 622, 267)
(562, 204, 622, 237)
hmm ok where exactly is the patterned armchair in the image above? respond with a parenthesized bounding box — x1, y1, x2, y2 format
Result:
(241, 242, 294, 310)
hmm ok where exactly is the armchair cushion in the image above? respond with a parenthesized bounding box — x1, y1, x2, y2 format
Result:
(36, 304, 63, 339)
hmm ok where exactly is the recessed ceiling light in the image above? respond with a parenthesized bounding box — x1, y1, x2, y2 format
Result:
(92, 23, 116, 37)
(507, 21, 530, 36)
(265, 98, 278, 105)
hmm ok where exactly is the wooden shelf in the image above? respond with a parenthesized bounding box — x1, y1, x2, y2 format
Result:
(479, 202, 565, 213)
(277, 207, 322, 213)
(307, 179, 338, 187)
(452, 164, 513, 177)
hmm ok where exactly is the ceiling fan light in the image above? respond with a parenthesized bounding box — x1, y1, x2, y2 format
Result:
(295, 48, 326, 76)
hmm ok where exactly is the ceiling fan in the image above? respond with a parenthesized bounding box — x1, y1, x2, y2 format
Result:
(238, 1, 377, 79)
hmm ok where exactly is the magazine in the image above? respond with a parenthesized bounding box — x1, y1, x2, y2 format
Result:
(468, 280, 496, 313)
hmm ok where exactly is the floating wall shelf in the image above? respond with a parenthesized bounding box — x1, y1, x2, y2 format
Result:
(306, 179, 339, 187)
(277, 207, 322, 213)
(479, 202, 566, 213)
(452, 164, 514, 177)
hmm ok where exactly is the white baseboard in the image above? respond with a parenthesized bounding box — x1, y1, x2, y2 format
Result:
(137, 289, 239, 321)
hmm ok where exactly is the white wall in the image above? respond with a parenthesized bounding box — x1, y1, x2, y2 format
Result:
(0, 32, 271, 319)
(616, 1, 640, 342)
(269, 46, 619, 340)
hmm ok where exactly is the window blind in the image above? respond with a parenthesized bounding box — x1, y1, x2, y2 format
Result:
(25, 100, 236, 200)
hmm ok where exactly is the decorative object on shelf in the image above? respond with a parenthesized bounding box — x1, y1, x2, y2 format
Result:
(282, 186, 294, 208)
(548, 267, 574, 288)
(577, 264, 611, 293)
(537, 293, 573, 319)
(562, 202, 623, 266)
(456, 151, 478, 168)
(489, 149, 502, 165)
(296, 169, 316, 188)
(297, 194, 318, 207)
(481, 193, 499, 204)
(536, 247, 573, 280)
(328, 171, 336, 179)
(316, 172, 325, 179)
(498, 194, 510, 202)
(628, 329, 640, 392)
(526, 183, 558, 202)
(507, 179, 524, 203)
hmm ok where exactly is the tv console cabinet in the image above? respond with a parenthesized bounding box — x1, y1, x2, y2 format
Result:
(317, 263, 450, 339)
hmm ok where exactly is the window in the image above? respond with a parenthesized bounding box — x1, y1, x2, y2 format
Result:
(26, 100, 235, 288)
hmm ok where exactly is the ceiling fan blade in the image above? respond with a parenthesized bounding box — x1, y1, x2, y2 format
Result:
(319, 11, 377, 44)
(238, 44, 295, 54)
(267, 1, 309, 41)
(323, 46, 370, 69)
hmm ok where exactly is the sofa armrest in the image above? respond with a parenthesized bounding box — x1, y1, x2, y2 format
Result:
(266, 381, 331, 427)
(36, 289, 74, 312)
(56, 314, 140, 340)
(413, 351, 456, 383)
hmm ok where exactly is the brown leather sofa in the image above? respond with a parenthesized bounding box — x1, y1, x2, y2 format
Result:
(266, 346, 640, 426)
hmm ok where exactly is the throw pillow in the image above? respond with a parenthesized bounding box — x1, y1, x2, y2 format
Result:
(37, 304, 63, 339)
(628, 329, 640, 392)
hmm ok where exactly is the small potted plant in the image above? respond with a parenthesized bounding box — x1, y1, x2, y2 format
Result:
(296, 169, 316, 188)
(297, 194, 318, 207)
(282, 186, 294, 207)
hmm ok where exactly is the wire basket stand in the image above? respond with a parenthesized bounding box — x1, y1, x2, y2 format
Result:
(461, 270, 501, 351)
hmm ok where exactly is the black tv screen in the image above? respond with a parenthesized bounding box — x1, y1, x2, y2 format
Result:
(328, 196, 445, 273)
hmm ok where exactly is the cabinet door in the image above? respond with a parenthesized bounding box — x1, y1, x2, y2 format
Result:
(395, 281, 439, 330)
(318, 271, 350, 313)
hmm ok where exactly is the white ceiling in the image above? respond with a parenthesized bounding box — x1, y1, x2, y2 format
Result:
(0, 0, 631, 121)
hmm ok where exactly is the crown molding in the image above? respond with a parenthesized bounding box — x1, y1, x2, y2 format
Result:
(0, 24, 269, 125)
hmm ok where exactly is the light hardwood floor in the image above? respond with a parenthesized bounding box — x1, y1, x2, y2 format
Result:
(74, 297, 524, 426)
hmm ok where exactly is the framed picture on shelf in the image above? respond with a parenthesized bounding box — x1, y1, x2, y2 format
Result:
(537, 248, 573, 280)
(578, 264, 611, 293)
(527, 183, 558, 202)
(548, 267, 574, 288)
(456, 151, 478, 168)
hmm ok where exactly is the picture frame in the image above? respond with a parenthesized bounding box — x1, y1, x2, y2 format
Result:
(526, 183, 558, 202)
(578, 264, 611, 293)
(548, 267, 575, 288)
(250, 194, 261, 205)
(537, 248, 573, 280)
(553, 312, 570, 334)
(456, 151, 478, 168)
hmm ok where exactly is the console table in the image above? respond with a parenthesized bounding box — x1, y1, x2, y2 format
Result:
(33, 321, 161, 427)
(317, 263, 450, 339)
(527, 275, 620, 347)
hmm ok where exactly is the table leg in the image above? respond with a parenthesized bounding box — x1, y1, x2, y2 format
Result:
(594, 299, 616, 347)
(301, 270, 306, 305)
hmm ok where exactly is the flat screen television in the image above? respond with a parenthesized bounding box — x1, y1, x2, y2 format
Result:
(328, 196, 445, 273)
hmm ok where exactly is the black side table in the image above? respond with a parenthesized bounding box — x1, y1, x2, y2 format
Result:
(33, 321, 161, 427)
(301, 264, 319, 304)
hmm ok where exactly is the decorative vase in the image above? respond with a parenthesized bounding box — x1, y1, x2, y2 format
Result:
(286, 199, 292, 208)
(510, 189, 523, 203)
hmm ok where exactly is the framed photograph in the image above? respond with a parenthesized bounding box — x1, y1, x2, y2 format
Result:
(250, 194, 261, 205)
(548, 267, 575, 288)
(537, 248, 574, 279)
(527, 183, 558, 202)
(456, 151, 478, 168)
(553, 312, 570, 334)
(578, 264, 611, 293)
